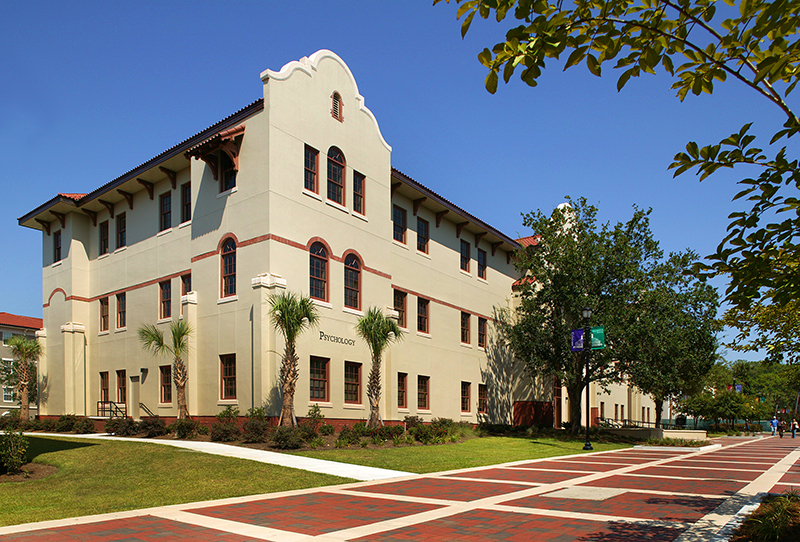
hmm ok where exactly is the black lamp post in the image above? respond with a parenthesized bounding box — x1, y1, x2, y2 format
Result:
(582, 306, 593, 451)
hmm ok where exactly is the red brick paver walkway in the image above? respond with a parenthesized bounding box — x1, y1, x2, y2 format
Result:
(3, 436, 800, 541)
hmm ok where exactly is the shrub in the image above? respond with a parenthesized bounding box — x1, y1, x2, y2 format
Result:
(298, 424, 318, 442)
(272, 426, 304, 449)
(0, 411, 21, 431)
(211, 406, 241, 442)
(216, 405, 239, 423)
(403, 415, 423, 430)
(104, 417, 140, 436)
(73, 418, 96, 434)
(308, 436, 325, 449)
(139, 417, 167, 438)
(242, 407, 272, 443)
(38, 418, 56, 432)
(350, 422, 368, 438)
(336, 427, 361, 447)
(0, 431, 29, 474)
(55, 414, 79, 433)
(319, 422, 334, 436)
(411, 423, 448, 444)
(305, 404, 325, 432)
(170, 418, 201, 440)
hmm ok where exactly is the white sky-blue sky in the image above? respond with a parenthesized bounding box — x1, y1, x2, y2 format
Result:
(1, 1, 789, 361)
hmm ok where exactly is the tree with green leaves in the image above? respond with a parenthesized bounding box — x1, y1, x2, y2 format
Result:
(355, 307, 405, 428)
(500, 197, 662, 434)
(437, 0, 800, 308)
(0, 336, 40, 421)
(617, 251, 720, 427)
(138, 320, 193, 419)
(269, 291, 320, 427)
(722, 295, 800, 365)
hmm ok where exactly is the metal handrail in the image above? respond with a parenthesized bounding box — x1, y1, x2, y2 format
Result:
(139, 403, 156, 418)
(97, 401, 127, 418)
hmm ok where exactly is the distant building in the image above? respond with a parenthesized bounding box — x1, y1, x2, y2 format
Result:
(0, 312, 43, 416)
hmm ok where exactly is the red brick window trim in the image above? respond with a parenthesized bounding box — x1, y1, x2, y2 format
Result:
(478, 384, 487, 414)
(100, 372, 109, 403)
(310, 356, 329, 402)
(221, 238, 236, 298)
(461, 381, 471, 412)
(99, 297, 109, 332)
(160, 365, 172, 403)
(117, 370, 127, 403)
(398, 372, 407, 409)
(310, 242, 328, 301)
(220, 354, 236, 400)
(394, 290, 407, 329)
(159, 280, 172, 319)
(353, 171, 365, 215)
(344, 254, 361, 310)
(478, 317, 487, 348)
(418, 375, 430, 410)
(417, 298, 429, 334)
(116, 293, 126, 329)
(461, 312, 471, 344)
(327, 147, 345, 206)
(304, 145, 319, 193)
(344, 361, 361, 404)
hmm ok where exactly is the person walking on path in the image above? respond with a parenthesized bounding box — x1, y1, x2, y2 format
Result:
(778, 419, 786, 438)
(771, 416, 779, 436)
(793, 419, 798, 439)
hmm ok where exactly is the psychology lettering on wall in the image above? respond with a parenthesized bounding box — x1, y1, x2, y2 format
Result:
(319, 331, 356, 347)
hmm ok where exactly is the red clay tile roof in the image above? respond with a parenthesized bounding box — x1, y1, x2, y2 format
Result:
(517, 235, 540, 247)
(0, 312, 43, 330)
(58, 193, 87, 201)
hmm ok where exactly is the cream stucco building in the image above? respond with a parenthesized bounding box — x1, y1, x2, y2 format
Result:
(19, 50, 653, 427)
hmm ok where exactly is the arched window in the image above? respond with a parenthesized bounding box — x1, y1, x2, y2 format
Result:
(327, 147, 345, 206)
(221, 238, 236, 297)
(344, 254, 361, 310)
(309, 242, 328, 301)
(331, 91, 343, 122)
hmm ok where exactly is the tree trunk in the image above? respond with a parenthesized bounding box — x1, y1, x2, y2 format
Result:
(367, 354, 382, 429)
(173, 357, 190, 419)
(566, 381, 584, 436)
(653, 397, 664, 429)
(19, 382, 29, 421)
(279, 344, 299, 427)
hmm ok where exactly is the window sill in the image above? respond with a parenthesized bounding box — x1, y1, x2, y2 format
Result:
(417, 331, 432, 339)
(343, 403, 365, 410)
(217, 186, 238, 199)
(51, 261, 62, 268)
(478, 276, 488, 284)
(157, 318, 172, 325)
(98, 253, 110, 260)
(115, 328, 127, 334)
(459, 269, 472, 278)
(461, 412, 472, 417)
(157, 228, 173, 237)
(352, 211, 368, 222)
(325, 199, 349, 214)
(416, 250, 431, 260)
(114, 246, 127, 254)
(461, 342, 473, 349)
(342, 307, 364, 317)
(303, 188, 322, 201)
(218, 296, 238, 305)
(179, 221, 191, 229)
(311, 401, 333, 408)
(392, 239, 409, 250)
(157, 404, 173, 409)
(217, 399, 238, 406)
(312, 299, 333, 310)
(98, 330, 109, 336)
(418, 409, 432, 414)
(397, 408, 410, 413)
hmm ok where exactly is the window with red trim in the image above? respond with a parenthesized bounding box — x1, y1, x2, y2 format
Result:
(221, 354, 236, 400)
(394, 290, 407, 328)
(116, 213, 126, 249)
(221, 238, 236, 297)
(478, 248, 487, 279)
(478, 384, 487, 413)
(344, 361, 361, 404)
(181, 183, 191, 223)
(417, 218, 429, 253)
(99, 220, 109, 255)
(398, 372, 407, 408)
(159, 280, 171, 319)
(304, 145, 319, 192)
(344, 254, 361, 310)
(117, 370, 127, 403)
(160, 365, 172, 403)
(309, 242, 328, 301)
(327, 147, 345, 205)
(116, 293, 126, 329)
(160, 192, 172, 231)
(478, 317, 487, 348)
(393, 205, 406, 243)
(461, 312, 470, 344)
(331, 91, 343, 121)
(460, 240, 471, 272)
(417, 298, 429, 334)
(100, 372, 109, 402)
(461, 381, 471, 412)
(53, 230, 62, 262)
(353, 171, 365, 214)
(418, 375, 430, 410)
(99, 297, 109, 331)
(310, 357, 329, 401)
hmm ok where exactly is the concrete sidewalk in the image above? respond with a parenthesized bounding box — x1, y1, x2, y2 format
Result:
(5, 434, 800, 541)
(22, 432, 414, 481)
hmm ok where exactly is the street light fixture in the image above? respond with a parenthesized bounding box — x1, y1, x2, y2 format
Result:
(582, 306, 593, 451)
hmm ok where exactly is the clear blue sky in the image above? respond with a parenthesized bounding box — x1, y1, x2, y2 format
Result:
(1, 1, 788, 360)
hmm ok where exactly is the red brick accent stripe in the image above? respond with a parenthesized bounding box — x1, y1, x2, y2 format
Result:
(44, 270, 191, 307)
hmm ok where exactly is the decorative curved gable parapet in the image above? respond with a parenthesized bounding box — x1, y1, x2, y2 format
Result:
(260, 50, 391, 153)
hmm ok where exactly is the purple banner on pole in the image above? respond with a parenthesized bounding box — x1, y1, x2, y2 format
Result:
(571, 329, 584, 352)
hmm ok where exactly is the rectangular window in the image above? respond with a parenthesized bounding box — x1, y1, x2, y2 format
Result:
(601, 402, 605, 421)
(398, 372, 407, 409)
(394, 290, 407, 328)
(221, 354, 236, 400)
(621, 404, 625, 421)
(1, 333, 11, 346)
(478, 248, 487, 279)
(461, 312, 471, 344)
(116, 293, 126, 329)
(460, 240, 471, 272)
(418, 375, 430, 410)
(353, 172, 365, 215)
(54, 230, 62, 262)
(182, 274, 192, 295)
(344, 361, 362, 404)
(3, 386, 12, 403)
(117, 370, 127, 403)
(116, 213, 126, 249)
(99, 297, 109, 332)
(159, 280, 171, 319)
(181, 182, 191, 223)
(417, 218, 429, 253)
(614, 404, 619, 422)
(392, 205, 406, 243)
(478, 384, 487, 413)
(478, 318, 487, 348)
(417, 298, 429, 334)
(309, 357, 329, 402)
(304, 145, 319, 192)
(100, 372, 109, 402)
(461, 382, 471, 412)
(99, 220, 109, 255)
(159, 192, 172, 231)
(160, 365, 172, 403)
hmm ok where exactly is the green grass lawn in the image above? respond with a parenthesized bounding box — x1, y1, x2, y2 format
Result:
(0, 436, 353, 527)
(291, 436, 632, 473)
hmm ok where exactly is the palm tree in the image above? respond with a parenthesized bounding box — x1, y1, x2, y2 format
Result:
(356, 307, 404, 428)
(138, 320, 193, 419)
(4, 336, 40, 421)
(269, 291, 320, 427)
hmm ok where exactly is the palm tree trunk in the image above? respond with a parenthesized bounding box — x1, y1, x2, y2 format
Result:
(19, 382, 30, 421)
(280, 344, 299, 427)
(367, 354, 382, 428)
(174, 357, 190, 419)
